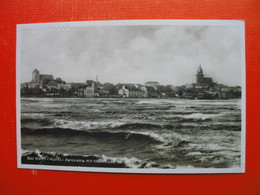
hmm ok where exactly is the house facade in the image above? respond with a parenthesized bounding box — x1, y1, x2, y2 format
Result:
(118, 86, 129, 97)
(57, 83, 72, 91)
(118, 84, 145, 98)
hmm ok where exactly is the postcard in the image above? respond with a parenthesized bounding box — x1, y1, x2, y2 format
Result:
(17, 20, 245, 173)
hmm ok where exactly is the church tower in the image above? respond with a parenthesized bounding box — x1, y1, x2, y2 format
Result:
(196, 65, 204, 84)
(32, 69, 40, 83)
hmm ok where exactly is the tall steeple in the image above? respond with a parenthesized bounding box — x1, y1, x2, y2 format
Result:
(32, 68, 40, 83)
(196, 65, 204, 84)
(197, 65, 203, 75)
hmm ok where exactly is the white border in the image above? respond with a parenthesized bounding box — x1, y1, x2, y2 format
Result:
(240, 21, 246, 173)
(16, 20, 246, 174)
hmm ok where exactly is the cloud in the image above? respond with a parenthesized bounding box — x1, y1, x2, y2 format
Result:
(20, 24, 243, 86)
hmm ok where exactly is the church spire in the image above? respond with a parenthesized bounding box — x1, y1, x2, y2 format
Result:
(197, 64, 203, 74)
(196, 64, 204, 84)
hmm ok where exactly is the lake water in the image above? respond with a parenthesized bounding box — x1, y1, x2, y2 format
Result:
(20, 98, 242, 169)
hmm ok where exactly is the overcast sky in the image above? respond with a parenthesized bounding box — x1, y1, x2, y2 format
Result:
(20, 22, 243, 86)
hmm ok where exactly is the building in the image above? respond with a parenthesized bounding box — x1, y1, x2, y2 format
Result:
(86, 84, 95, 97)
(77, 80, 98, 97)
(85, 80, 97, 97)
(118, 85, 144, 98)
(127, 85, 143, 98)
(140, 86, 148, 98)
(98, 89, 110, 97)
(57, 83, 71, 91)
(220, 88, 233, 99)
(32, 69, 40, 83)
(146, 86, 160, 98)
(32, 69, 54, 85)
(144, 81, 160, 87)
(195, 65, 215, 89)
(46, 80, 58, 90)
(118, 86, 129, 97)
(77, 86, 85, 97)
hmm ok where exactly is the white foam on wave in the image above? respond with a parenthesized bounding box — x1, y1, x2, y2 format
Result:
(22, 98, 54, 102)
(130, 131, 167, 142)
(130, 130, 184, 145)
(52, 119, 125, 130)
(101, 155, 145, 168)
(21, 149, 31, 154)
(102, 100, 126, 104)
(182, 113, 220, 120)
(136, 100, 161, 105)
(137, 99, 185, 105)
(185, 152, 203, 156)
(187, 143, 226, 151)
(189, 99, 241, 106)
(206, 143, 227, 151)
(21, 113, 52, 119)
(87, 108, 102, 113)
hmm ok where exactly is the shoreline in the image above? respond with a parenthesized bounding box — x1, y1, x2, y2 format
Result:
(20, 96, 241, 100)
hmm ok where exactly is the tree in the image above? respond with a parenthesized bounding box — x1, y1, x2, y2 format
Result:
(30, 87, 44, 96)
(42, 78, 52, 86)
(21, 85, 30, 96)
(109, 86, 118, 95)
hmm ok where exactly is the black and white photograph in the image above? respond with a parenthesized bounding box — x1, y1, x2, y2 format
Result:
(17, 20, 245, 173)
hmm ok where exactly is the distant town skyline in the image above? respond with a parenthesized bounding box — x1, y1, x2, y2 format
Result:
(20, 21, 244, 86)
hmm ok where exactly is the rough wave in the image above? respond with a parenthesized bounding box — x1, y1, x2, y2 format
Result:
(116, 123, 175, 130)
(20, 98, 242, 169)
(181, 113, 220, 120)
(21, 118, 52, 126)
(21, 127, 164, 144)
